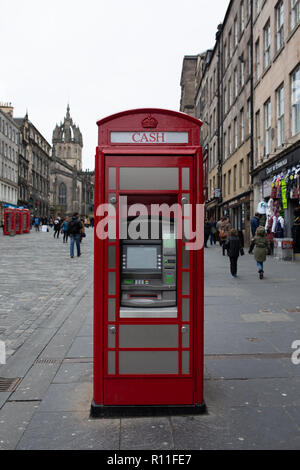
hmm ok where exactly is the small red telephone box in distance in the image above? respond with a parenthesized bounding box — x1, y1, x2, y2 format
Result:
(91, 108, 204, 417)
(3, 208, 16, 236)
(22, 209, 31, 233)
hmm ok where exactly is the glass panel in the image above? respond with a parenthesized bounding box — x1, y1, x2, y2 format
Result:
(182, 272, 190, 295)
(108, 325, 116, 348)
(182, 244, 190, 268)
(108, 167, 116, 190)
(181, 325, 189, 348)
(120, 167, 179, 190)
(182, 168, 190, 190)
(118, 351, 178, 375)
(108, 351, 115, 374)
(108, 298, 115, 321)
(182, 351, 190, 374)
(182, 298, 190, 321)
(108, 245, 116, 268)
(119, 325, 178, 348)
(108, 272, 116, 294)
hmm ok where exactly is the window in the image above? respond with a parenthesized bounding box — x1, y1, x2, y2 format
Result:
(255, 39, 260, 80)
(228, 170, 231, 195)
(234, 17, 238, 46)
(263, 21, 271, 69)
(256, 0, 261, 16)
(247, 99, 252, 135)
(291, 0, 300, 30)
(234, 68, 238, 98)
(223, 174, 226, 197)
(228, 78, 232, 107)
(224, 131, 227, 159)
(291, 65, 300, 136)
(224, 86, 227, 113)
(224, 42, 227, 69)
(240, 108, 245, 142)
(276, 1, 284, 51)
(234, 117, 238, 149)
(240, 159, 245, 187)
(240, 1, 245, 33)
(276, 84, 285, 146)
(228, 125, 232, 154)
(58, 182, 67, 205)
(228, 30, 232, 59)
(234, 165, 237, 192)
(240, 59, 245, 88)
(264, 99, 271, 155)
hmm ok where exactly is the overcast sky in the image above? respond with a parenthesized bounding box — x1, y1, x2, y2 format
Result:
(0, 0, 229, 170)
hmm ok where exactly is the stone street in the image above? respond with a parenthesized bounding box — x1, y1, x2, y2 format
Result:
(0, 229, 300, 450)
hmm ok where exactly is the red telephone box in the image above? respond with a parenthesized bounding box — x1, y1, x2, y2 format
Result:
(15, 209, 22, 234)
(3, 208, 16, 236)
(21, 209, 31, 233)
(91, 108, 204, 416)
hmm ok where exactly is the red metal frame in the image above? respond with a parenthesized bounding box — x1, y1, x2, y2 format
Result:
(15, 209, 22, 234)
(93, 109, 203, 409)
(3, 208, 16, 236)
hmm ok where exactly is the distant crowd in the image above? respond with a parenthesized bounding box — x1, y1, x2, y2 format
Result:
(204, 214, 270, 280)
(31, 214, 94, 258)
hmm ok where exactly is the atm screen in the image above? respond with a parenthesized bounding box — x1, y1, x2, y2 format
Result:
(127, 246, 157, 269)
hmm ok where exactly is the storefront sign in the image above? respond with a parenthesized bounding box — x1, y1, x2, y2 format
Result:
(110, 131, 189, 144)
(265, 158, 288, 176)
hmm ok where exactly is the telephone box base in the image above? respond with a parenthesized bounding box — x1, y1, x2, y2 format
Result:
(90, 400, 206, 418)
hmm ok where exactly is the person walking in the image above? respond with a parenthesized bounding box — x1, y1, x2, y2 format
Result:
(34, 216, 40, 232)
(204, 218, 211, 248)
(252, 226, 269, 279)
(53, 217, 61, 238)
(248, 213, 260, 254)
(210, 219, 217, 245)
(225, 229, 244, 277)
(219, 217, 231, 255)
(68, 213, 82, 258)
(61, 216, 69, 243)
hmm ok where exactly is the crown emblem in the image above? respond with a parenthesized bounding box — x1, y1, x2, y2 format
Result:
(141, 114, 158, 128)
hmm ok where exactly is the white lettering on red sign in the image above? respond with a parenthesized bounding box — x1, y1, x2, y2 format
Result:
(110, 132, 189, 144)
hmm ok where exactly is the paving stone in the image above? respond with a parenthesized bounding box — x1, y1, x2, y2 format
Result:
(17, 411, 120, 450)
(120, 417, 174, 450)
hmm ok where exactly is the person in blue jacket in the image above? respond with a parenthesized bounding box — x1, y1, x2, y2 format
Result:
(248, 213, 260, 254)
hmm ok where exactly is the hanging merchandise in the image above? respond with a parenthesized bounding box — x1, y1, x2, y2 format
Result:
(281, 178, 287, 210)
(257, 200, 267, 214)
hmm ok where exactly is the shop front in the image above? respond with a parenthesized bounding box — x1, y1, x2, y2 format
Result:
(256, 148, 300, 256)
(220, 192, 251, 247)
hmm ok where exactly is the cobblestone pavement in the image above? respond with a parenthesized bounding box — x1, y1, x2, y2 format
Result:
(0, 228, 93, 360)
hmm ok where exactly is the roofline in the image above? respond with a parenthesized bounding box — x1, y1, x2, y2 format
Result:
(96, 108, 202, 127)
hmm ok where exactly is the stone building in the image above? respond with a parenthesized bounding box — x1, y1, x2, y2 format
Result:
(251, 0, 300, 252)
(0, 104, 20, 223)
(51, 106, 94, 219)
(181, 1, 254, 245)
(14, 113, 52, 218)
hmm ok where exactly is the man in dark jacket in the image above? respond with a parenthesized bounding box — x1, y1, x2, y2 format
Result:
(68, 213, 82, 258)
(225, 228, 244, 277)
(248, 213, 260, 254)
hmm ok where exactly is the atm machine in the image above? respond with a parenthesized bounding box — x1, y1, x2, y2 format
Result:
(120, 219, 177, 316)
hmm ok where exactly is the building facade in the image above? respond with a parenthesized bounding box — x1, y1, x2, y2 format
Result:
(252, 0, 300, 253)
(51, 106, 94, 218)
(0, 104, 20, 224)
(14, 114, 52, 218)
(180, 0, 300, 250)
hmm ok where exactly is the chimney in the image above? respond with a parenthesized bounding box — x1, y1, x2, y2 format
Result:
(0, 102, 14, 118)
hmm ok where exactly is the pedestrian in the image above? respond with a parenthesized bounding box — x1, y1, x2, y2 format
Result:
(68, 212, 82, 258)
(252, 226, 269, 280)
(34, 216, 40, 232)
(53, 217, 61, 238)
(248, 213, 260, 254)
(204, 218, 211, 248)
(225, 228, 244, 277)
(80, 217, 86, 243)
(210, 219, 217, 245)
(219, 217, 231, 255)
(61, 216, 69, 243)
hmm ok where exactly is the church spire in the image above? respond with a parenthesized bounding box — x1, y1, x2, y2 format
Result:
(66, 103, 70, 120)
